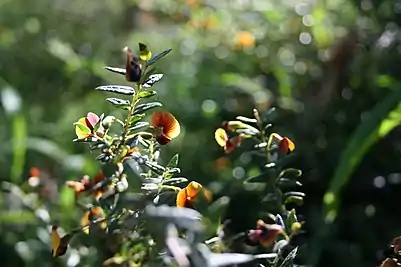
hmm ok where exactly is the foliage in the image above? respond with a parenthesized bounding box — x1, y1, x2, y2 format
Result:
(45, 43, 305, 266)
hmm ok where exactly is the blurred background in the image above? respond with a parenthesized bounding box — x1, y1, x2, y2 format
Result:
(1, 0, 401, 266)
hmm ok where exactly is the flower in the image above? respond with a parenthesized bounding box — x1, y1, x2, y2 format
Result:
(235, 31, 255, 48)
(124, 46, 142, 82)
(80, 207, 105, 234)
(51, 225, 73, 258)
(247, 219, 284, 247)
(271, 133, 295, 154)
(214, 128, 243, 153)
(74, 112, 104, 140)
(176, 181, 212, 208)
(150, 111, 181, 145)
(66, 170, 106, 200)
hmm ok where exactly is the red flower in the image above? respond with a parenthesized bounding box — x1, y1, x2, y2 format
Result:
(248, 219, 284, 247)
(150, 111, 181, 145)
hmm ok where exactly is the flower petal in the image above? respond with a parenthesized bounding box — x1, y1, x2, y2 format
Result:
(280, 137, 295, 154)
(186, 181, 202, 198)
(86, 112, 100, 130)
(74, 118, 91, 139)
(176, 188, 188, 207)
(124, 46, 142, 82)
(215, 128, 228, 147)
(151, 111, 181, 139)
(156, 134, 172, 145)
(51, 226, 61, 258)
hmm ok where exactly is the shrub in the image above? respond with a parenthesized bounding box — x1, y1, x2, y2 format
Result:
(49, 43, 305, 267)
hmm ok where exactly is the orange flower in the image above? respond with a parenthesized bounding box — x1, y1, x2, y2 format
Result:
(247, 219, 284, 247)
(214, 128, 243, 153)
(271, 133, 295, 154)
(66, 170, 106, 200)
(150, 111, 181, 145)
(235, 31, 255, 48)
(176, 181, 212, 208)
(80, 207, 105, 234)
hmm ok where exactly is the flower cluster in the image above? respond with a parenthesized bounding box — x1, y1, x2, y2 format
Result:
(48, 43, 305, 267)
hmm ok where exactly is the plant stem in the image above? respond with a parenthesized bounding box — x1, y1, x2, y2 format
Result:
(120, 84, 143, 148)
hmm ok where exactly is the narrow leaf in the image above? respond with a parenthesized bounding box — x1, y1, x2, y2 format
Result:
(162, 177, 188, 186)
(137, 90, 157, 99)
(129, 122, 149, 132)
(106, 98, 131, 110)
(280, 247, 298, 267)
(104, 66, 126, 75)
(148, 48, 172, 66)
(133, 102, 162, 115)
(129, 114, 145, 125)
(166, 154, 179, 169)
(142, 74, 164, 88)
(96, 85, 135, 95)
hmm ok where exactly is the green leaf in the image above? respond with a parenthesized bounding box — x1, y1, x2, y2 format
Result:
(322, 88, 401, 224)
(244, 171, 274, 183)
(106, 98, 131, 110)
(277, 178, 302, 187)
(129, 122, 149, 132)
(96, 85, 135, 95)
(133, 102, 162, 115)
(278, 168, 302, 179)
(286, 208, 298, 230)
(166, 154, 179, 169)
(137, 90, 157, 99)
(104, 66, 126, 76)
(310, 87, 401, 266)
(142, 74, 163, 88)
(280, 247, 298, 267)
(283, 191, 305, 198)
(147, 48, 172, 66)
(129, 114, 145, 125)
(162, 177, 188, 186)
(144, 162, 165, 175)
(284, 196, 303, 205)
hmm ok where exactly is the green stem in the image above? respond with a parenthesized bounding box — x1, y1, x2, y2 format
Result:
(119, 84, 143, 148)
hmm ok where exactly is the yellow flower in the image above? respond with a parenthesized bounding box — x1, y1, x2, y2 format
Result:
(51, 226, 72, 258)
(214, 128, 243, 153)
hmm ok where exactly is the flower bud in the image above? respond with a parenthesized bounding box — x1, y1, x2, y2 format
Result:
(291, 222, 302, 232)
(102, 116, 116, 129)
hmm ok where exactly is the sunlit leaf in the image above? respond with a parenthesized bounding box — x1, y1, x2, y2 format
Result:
(129, 114, 145, 125)
(96, 85, 135, 95)
(162, 177, 188, 186)
(104, 66, 126, 76)
(133, 102, 162, 115)
(142, 74, 164, 88)
(137, 90, 157, 99)
(129, 122, 149, 131)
